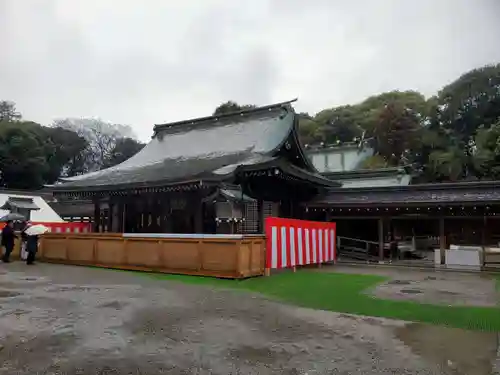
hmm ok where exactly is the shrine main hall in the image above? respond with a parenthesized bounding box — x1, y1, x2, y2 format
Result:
(50, 100, 500, 260)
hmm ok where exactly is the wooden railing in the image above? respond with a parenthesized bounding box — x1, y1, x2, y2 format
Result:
(483, 248, 500, 269)
(39, 233, 266, 279)
(337, 236, 378, 262)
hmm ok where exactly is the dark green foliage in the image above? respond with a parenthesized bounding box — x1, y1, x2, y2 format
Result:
(103, 137, 145, 169)
(43, 126, 89, 181)
(220, 63, 500, 183)
(473, 119, 500, 179)
(313, 105, 363, 144)
(0, 121, 50, 188)
(213, 101, 257, 115)
(0, 101, 21, 122)
(438, 64, 500, 141)
(0, 105, 140, 188)
(372, 102, 421, 163)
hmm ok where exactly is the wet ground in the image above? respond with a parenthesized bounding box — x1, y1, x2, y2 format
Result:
(326, 265, 500, 307)
(0, 263, 499, 374)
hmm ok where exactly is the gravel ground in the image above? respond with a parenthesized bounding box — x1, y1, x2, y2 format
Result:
(0, 263, 498, 375)
(322, 265, 500, 307)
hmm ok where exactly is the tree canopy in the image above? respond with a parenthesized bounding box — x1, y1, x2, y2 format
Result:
(213, 101, 257, 116)
(216, 62, 500, 182)
(0, 101, 21, 122)
(0, 112, 143, 189)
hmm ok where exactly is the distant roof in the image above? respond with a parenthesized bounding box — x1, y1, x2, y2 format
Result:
(0, 193, 64, 222)
(304, 138, 373, 153)
(323, 166, 410, 180)
(52, 100, 336, 193)
(220, 188, 255, 203)
(309, 180, 500, 207)
(0, 197, 40, 211)
(323, 166, 412, 187)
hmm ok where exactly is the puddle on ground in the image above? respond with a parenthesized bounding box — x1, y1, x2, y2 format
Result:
(396, 323, 498, 375)
(99, 301, 127, 310)
(54, 286, 101, 293)
(388, 280, 412, 285)
(400, 289, 423, 294)
(0, 290, 21, 298)
(438, 290, 459, 296)
(228, 345, 292, 365)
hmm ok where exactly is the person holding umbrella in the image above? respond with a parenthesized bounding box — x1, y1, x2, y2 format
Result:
(23, 224, 49, 265)
(1, 220, 17, 263)
(25, 232, 38, 265)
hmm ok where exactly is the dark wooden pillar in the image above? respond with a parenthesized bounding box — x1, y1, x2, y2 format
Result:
(280, 200, 292, 218)
(257, 199, 264, 233)
(129, 195, 139, 233)
(378, 218, 384, 262)
(191, 192, 204, 233)
(93, 198, 101, 233)
(198, 203, 205, 233)
(439, 217, 446, 264)
(107, 200, 114, 233)
(155, 194, 163, 233)
(141, 195, 149, 232)
(138, 196, 145, 232)
(482, 215, 487, 247)
(110, 199, 120, 233)
(117, 200, 125, 233)
(100, 211, 105, 232)
(149, 194, 157, 233)
(164, 197, 173, 233)
(157, 195, 165, 232)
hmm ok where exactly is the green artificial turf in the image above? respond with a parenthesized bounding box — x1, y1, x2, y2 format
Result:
(140, 270, 500, 332)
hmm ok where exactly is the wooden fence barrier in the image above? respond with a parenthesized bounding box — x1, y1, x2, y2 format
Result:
(39, 233, 266, 279)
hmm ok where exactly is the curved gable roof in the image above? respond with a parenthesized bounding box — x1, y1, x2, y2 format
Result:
(54, 100, 299, 191)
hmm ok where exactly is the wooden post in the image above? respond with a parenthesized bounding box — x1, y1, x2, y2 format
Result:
(439, 217, 446, 265)
(257, 199, 264, 234)
(119, 201, 125, 233)
(194, 203, 203, 234)
(482, 215, 487, 266)
(111, 201, 120, 233)
(482, 216, 487, 247)
(107, 200, 114, 233)
(164, 197, 173, 233)
(378, 218, 384, 262)
(93, 198, 101, 233)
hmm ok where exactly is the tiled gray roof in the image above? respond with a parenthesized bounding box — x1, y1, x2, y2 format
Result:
(310, 181, 500, 206)
(220, 188, 255, 203)
(54, 102, 298, 191)
(0, 197, 40, 210)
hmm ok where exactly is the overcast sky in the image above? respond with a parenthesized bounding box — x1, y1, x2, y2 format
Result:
(1, 0, 500, 141)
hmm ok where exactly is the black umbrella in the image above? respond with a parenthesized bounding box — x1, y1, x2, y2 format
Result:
(0, 213, 26, 222)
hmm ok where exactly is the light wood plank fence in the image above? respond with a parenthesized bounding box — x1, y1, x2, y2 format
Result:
(39, 233, 265, 279)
